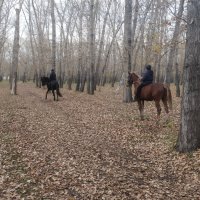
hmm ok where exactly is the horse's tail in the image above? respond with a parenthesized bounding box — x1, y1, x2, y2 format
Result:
(164, 85, 172, 110)
(57, 88, 62, 97)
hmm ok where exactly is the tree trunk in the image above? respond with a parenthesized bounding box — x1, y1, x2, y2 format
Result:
(176, 0, 200, 152)
(32, 0, 46, 87)
(76, 0, 84, 91)
(131, 0, 139, 70)
(155, 1, 166, 83)
(79, 70, 86, 92)
(95, 0, 112, 87)
(27, 0, 37, 87)
(133, 1, 152, 73)
(11, 9, 20, 95)
(145, 0, 156, 64)
(51, 0, 56, 70)
(175, 62, 180, 97)
(87, 0, 95, 95)
(164, 0, 185, 85)
(67, 71, 73, 90)
(76, 70, 81, 91)
(123, 0, 132, 102)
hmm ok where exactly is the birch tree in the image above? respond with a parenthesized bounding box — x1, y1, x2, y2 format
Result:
(123, 0, 132, 102)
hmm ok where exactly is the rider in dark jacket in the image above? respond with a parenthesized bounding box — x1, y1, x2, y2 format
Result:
(134, 65, 153, 100)
(49, 69, 57, 82)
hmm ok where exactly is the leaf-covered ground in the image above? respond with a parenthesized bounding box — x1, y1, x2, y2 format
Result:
(0, 81, 200, 199)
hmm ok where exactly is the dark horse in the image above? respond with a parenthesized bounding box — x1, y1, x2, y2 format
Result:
(127, 72, 172, 120)
(41, 77, 62, 101)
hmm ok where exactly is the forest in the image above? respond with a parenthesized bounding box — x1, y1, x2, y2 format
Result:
(1, 0, 200, 199)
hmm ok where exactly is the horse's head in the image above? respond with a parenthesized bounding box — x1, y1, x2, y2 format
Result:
(41, 76, 49, 86)
(127, 72, 140, 86)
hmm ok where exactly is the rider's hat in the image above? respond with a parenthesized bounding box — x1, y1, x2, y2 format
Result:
(146, 65, 151, 70)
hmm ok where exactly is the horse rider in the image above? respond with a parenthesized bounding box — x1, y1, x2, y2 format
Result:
(134, 64, 153, 101)
(49, 69, 57, 82)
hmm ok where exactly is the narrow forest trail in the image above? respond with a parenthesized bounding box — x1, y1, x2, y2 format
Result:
(0, 82, 200, 199)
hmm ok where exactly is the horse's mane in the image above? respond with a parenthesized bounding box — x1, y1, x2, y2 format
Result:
(41, 76, 49, 80)
(131, 72, 141, 80)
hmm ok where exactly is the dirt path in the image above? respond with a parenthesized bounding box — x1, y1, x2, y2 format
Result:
(0, 82, 200, 199)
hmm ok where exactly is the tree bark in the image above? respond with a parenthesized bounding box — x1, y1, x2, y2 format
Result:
(123, 0, 132, 102)
(155, 0, 166, 83)
(76, 0, 84, 91)
(11, 9, 20, 95)
(32, 0, 46, 87)
(87, 0, 96, 95)
(175, 62, 180, 97)
(164, 0, 185, 85)
(176, 0, 200, 152)
(131, 0, 139, 70)
(95, 0, 112, 87)
(51, 0, 56, 70)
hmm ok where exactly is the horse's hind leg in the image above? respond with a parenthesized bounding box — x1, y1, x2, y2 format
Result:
(52, 90, 55, 101)
(162, 99, 169, 114)
(155, 100, 161, 117)
(56, 89, 59, 101)
(162, 98, 170, 121)
(46, 89, 49, 99)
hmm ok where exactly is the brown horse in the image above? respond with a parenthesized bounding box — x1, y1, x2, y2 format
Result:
(127, 72, 172, 120)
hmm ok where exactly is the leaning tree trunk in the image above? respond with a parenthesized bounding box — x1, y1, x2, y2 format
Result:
(11, 9, 20, 95)
(123, 0, 133, 102)
(176, 0, 200, 152)
(164, 0, 185, 85)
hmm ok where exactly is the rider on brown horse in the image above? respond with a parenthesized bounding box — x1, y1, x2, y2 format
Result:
(134, 65, 153, 101)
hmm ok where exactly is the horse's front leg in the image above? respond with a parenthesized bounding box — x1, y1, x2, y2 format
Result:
(45, 89, 49, 99)
(138, 100, 144, 120)
(52, 90, 55, 101)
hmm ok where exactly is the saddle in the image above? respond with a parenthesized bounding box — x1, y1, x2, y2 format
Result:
(136, 82, 152, 100)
